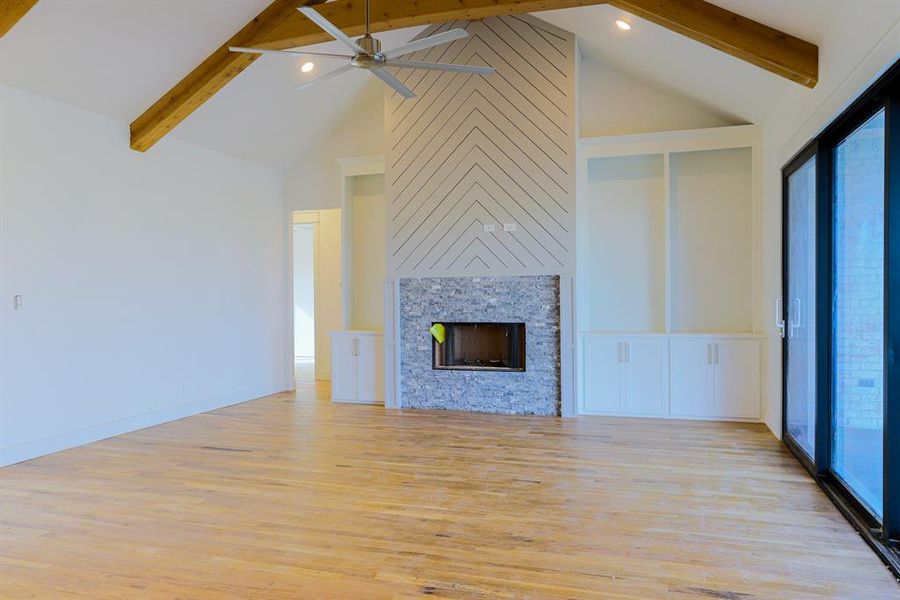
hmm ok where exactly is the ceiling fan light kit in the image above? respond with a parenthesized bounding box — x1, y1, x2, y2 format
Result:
(229, 0, 495, 98)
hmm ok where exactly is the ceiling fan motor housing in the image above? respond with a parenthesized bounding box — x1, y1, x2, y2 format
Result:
(351, 35, 386, 68)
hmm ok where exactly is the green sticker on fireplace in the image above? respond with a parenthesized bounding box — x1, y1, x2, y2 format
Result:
(430, 323, 446, 344)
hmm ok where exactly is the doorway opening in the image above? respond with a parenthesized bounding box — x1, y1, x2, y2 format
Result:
(293, 221, 316, 383)
(291, 209, 343, 384)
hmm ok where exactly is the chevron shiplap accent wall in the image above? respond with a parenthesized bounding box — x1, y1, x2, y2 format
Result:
(385, 15, 576, 277)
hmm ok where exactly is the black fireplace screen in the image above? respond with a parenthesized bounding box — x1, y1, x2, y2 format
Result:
(432, 322, 526, 372)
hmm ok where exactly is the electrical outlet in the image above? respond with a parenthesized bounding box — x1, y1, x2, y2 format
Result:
(503, 223, 517, 232)
(483, 223, 496, 233)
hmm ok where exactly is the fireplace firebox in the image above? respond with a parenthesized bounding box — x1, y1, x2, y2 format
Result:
(432, 322, 526, 372)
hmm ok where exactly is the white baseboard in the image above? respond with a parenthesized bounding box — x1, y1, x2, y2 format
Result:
(765, 412, 782, 440)
(577, 410, 763, 423)
(331, 397, 384, 405)
(0, 383, 286, 467)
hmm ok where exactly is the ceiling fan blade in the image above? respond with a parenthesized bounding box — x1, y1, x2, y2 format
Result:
(295, 64, 354, 92)
(298, 6, 366, 54)
(385, 60, 494, 75)
(370, 68, 416, 99)
(383, 29, 469, 59)
(229, 46, 352, 60)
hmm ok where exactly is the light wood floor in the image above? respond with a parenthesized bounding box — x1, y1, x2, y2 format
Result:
(2, 383, 897, 599)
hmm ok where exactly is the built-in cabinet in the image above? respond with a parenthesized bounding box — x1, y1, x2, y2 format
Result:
(669, 337, 760, 419)
(577, 126, 762, 421)
(582, 335, 760, 419)
(583, 337, 668, 416)
(331, 331, 384, 404)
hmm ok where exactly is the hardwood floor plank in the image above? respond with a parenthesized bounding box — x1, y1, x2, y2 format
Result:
(1, 382, 896, 598)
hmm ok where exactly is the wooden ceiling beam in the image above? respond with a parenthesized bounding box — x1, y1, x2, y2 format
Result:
(130, 0, 818, 153)
(0, 0, 39, 37)
(608, 0, 818, 88)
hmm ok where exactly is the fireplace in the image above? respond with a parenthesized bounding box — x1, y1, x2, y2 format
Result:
(432, 322, 526, 372)
(398, 276, 559, 415)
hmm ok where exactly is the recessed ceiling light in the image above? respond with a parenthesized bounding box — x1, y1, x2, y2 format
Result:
(301, 61, 315, 73)
(616, 20, 631, 31)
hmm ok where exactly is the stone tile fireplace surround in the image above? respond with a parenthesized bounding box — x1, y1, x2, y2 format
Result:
(398, 276, 561, 415)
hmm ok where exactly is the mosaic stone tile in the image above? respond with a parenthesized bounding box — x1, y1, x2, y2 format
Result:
(399, 276, 560, 415)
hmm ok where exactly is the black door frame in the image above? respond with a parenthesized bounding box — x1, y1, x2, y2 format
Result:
(781, 58, 900, 574)
(781, 142, 818, 475)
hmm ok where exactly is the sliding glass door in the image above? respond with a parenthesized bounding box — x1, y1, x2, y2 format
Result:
(783, 152, 818, 459)
(832, 109, 886, 517)
(781, 59, 899, 572)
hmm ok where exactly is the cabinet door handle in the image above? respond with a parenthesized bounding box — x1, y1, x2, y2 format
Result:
(707, 343, 712, 365)
(714, 343, 719, 365)
(625, 342, 630, 363)
(353, 338, 359, 357)
(617, 342, 622, 363)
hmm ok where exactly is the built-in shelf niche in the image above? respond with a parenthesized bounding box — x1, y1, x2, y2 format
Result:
(346, 173, 386, 331)
(338, 156, 388, 333)
(577, 126, 759, 336)
(669, 147, 752, 333)
(583, 153, 666, 332)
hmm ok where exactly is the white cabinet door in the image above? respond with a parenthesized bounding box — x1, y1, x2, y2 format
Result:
(713, 339, 760, 418)
(582, 337, 622, 413)
(622, 338, 668, 416)
(580, 335, 760, 420)
(355, 335, 384, 405)
(669, 338, 714, 417)
(331, 334, 358, 402)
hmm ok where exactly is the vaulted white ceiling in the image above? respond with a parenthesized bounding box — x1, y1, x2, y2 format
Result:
(540, 0, 900, 127)
(0, 0, 271, 123)
(1, 1, 897, 169)
(0, 0, 422, 169)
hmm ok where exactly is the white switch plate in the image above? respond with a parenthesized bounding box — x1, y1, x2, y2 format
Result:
(503, 223, 517, 232)
(483, 223, 496, 232)
(13, 295, 23, 311)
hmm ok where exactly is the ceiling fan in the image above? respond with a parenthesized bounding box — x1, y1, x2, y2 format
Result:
(229, 0, 495, 98)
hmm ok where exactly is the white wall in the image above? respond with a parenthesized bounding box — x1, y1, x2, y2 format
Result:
(759, 9, 900, 437)
(0, 85, 287, 466)
(578, 58, 733, 138)
(284, 84, 385, 213)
